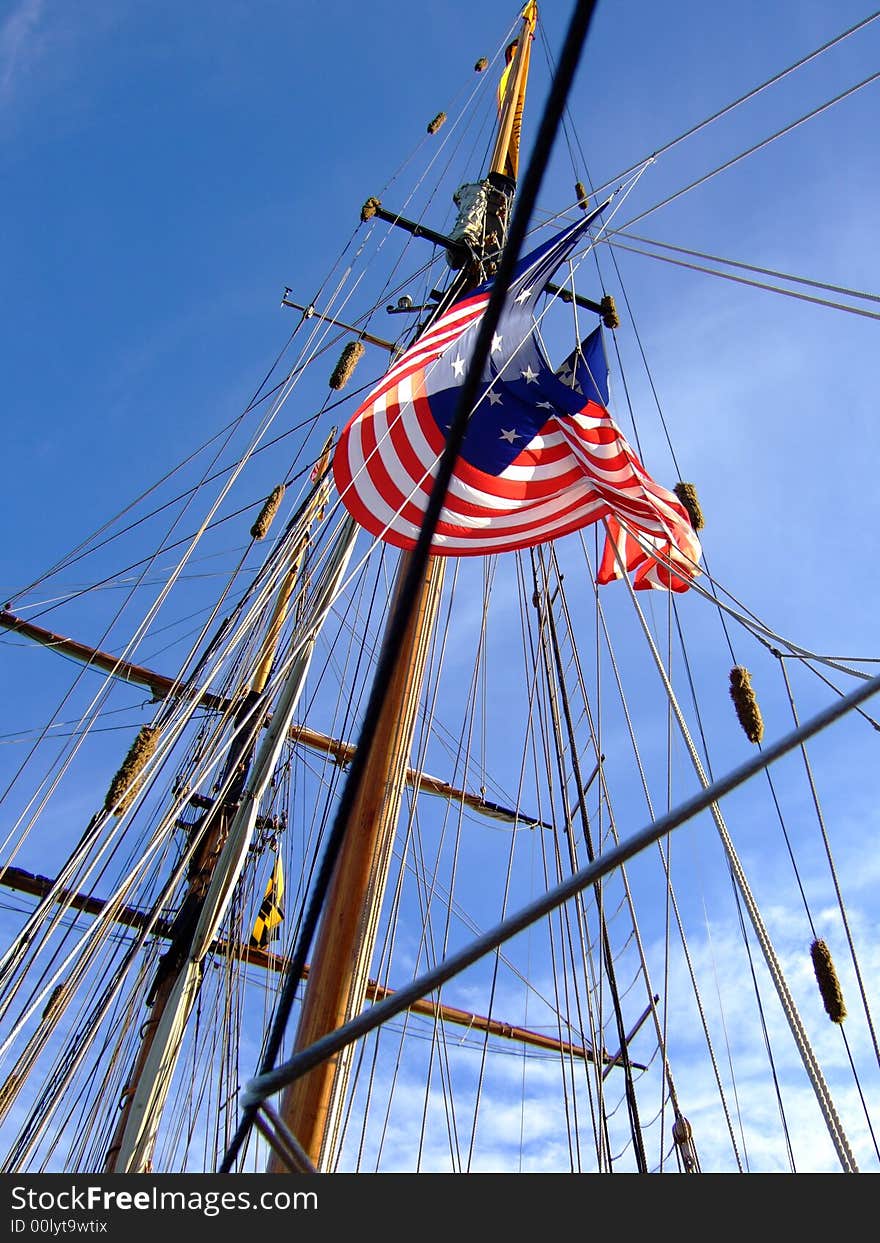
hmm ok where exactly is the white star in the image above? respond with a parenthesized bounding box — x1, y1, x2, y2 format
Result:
(521, 365, 539, 384)
(537, 401, 555, 410)
(491, 332, 503, 354)
(500, 428, 521, 443)
(451, 355, 466, 378)
(487, 390, 503, 406)
(514, 287, 533, 304)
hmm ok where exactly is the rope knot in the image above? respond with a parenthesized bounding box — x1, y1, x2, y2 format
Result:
(600, 294, 620, 329)
(673, 482, 704, 531)
(104, 724, 160, 816)
(251, 484, 286, 541)
(811, 938, 846, 1023)
(729, 667, 764, 744)
(329, 341, 365, 390)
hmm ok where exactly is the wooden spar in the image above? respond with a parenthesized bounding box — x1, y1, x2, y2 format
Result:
(111, 520, 361, 1173)
(0, 609, 229, 712)
(0, 609, 547, 831)
(271, 4, 540, 1172)
(280, 298, 395, 352)
(106, 439, 337, 1171)
(0, 863, 611, 1065)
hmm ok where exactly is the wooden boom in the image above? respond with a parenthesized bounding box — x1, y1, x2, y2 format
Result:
(0, 609, 546, 831)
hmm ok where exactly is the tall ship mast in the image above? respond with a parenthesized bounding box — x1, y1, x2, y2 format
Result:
(1, 2, 879, 1174)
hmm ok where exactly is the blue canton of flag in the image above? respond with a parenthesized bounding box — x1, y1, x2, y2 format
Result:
(333, 204, 701, 591)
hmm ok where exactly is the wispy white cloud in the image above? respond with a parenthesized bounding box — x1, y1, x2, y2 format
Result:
(0, 0, 45, 103)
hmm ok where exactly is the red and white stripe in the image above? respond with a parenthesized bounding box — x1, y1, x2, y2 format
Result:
(365, 292, 489, 412)
(333, 357, 701, 590)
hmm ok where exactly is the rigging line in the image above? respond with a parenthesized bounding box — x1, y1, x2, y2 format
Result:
(678, 542, 873, 1161)
(567, 545, 708, 1160)
(515, 554, 606, 1167)
(750, 704, 880, 1168)
(352, 580, 463, 1173)
(322, 582, 548, 821)
(609, 516, 872, 687)
(662, 589, 673, 1172)
(610, 230, 880, 305)
(593, 202, 854, 667)
(687, 575, 874, 683)
(666, 591, 790, 1163)
(0, 508, 293, 894)
(9, 440, 326, 630)
(721, 872, 796, 1171)
(0, 701, 150, 742)
(588, 560, 757, 1169)
(795, 658, 880, 733)
(611, 537, 860, 1174)
(779, 653, 880, 663)
(532, 547, 648, 1173)
(459, 564, 528, 1171)
(2, 616, 306, 1168)
(605, 239, 880, 322)
(8, 408, 326, 606)
(4, 362, 296, 607)
(380, 564, 479, 1172)
(610, 11, 880, 184)
(777, 658, 880, 1074)
(0, 543, 310, 998)
(241, 667, 880, 1114)
(0, 380, 331, 834)
(616, 69, 880, 233)
(537, 24, 582, 181)
(221, 0, 607, 1172)
(366, 26, 510, 211)
(575, 586, 687, 1164)
(0, 722, 162, 745)
(405, 563, 471, 1173)
(529, 674, 589, 1169)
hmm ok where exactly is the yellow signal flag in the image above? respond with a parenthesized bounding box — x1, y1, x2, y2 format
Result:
(249, 854, 285, 949)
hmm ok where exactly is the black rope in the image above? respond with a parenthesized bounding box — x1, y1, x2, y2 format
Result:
(220, 0, 604, 1172)
(532, 548, 648, 1173)
(609, 11, 880, 183)
(617, 68, 880, 233)
(243, 669, 880, 1111)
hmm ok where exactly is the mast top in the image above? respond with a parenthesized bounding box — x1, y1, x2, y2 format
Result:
(489, 1, 539, 181)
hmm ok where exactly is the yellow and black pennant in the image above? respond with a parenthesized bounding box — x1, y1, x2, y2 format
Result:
(249, 854, 284, 949)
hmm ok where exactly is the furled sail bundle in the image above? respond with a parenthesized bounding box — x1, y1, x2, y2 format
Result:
(333, 211, 702, 591)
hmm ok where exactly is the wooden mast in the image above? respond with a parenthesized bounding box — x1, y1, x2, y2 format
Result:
(270, 3, 539, 1172)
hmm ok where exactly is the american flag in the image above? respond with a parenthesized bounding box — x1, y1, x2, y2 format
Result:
(332, 211, 702, 591)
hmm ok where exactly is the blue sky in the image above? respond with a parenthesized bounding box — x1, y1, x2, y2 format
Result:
(1, 1, 879, 1173)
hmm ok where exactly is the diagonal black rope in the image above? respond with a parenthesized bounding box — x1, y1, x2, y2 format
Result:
(220, 0, 603, 1172)
(609, 10, 880, 183)
(242, 670, 880, 1110)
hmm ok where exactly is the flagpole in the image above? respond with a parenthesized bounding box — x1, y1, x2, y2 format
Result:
(269, 2, 540, 1172)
